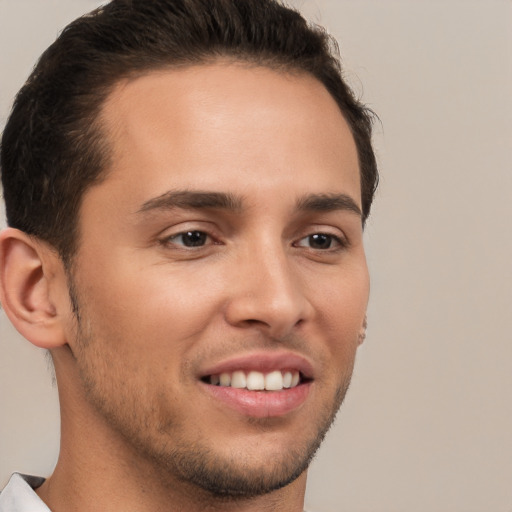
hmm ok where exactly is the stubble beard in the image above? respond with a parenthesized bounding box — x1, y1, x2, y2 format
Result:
(163, 381, 351, 499)
(68, 282, 353, 500)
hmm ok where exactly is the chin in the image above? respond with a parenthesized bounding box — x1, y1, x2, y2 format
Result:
(152, 434, 317, 499)
(142, 383, 347, 499)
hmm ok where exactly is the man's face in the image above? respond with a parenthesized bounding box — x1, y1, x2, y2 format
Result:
(65, 63, 369, 496)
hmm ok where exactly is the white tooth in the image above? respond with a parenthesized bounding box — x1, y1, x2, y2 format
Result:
(246, 371, 265, 390)
(291, 371, 300, 388)
(210, 374, 220, 386)
(283, 371, 293, 388)
(219, 372, 231, 387)
(231, 371, 247, 389)
(265, 371, 284, 391)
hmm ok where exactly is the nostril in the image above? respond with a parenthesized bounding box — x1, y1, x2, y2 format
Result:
(244, 318, 269, 327)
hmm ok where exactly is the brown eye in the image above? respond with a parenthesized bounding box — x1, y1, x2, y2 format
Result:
(308, 233, 333, 249)
(171, 231, 208, 247)
(295, 232, 345, 251)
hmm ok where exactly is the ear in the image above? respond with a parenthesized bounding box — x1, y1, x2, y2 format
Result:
(357, 315, 367, 346)
(0, 228, 68, 348)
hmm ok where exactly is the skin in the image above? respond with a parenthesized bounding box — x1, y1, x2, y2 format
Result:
(0, 62, 369, 512)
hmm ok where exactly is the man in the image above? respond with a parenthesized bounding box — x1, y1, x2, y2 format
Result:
(0, 0, 378, 510)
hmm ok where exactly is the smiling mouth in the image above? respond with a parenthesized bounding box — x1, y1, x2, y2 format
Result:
(201, 370, 309, 391)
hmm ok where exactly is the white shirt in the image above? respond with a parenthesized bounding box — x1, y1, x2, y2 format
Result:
(0, 474, 50, 512)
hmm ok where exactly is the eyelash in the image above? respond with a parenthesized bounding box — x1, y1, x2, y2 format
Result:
(160, 229, 348, 252)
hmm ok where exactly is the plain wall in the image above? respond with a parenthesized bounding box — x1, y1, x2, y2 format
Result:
(1, 1, 511, 511)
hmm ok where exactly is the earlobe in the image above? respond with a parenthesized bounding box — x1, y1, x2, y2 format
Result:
(0, 228, 68, 348)
(357, 315, 367, 345)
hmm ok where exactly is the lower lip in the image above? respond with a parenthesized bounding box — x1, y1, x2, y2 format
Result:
(200, 381, 312, 418)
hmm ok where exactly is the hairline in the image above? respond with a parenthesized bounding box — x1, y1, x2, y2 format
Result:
(65, 57, 364, 269)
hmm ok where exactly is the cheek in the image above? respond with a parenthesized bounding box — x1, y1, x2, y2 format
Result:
(75, 257, 225, 356)
(312, 263, 369, 349)
(316, 257, 369, 310)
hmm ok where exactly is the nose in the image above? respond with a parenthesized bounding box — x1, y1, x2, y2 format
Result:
(224, 243, 313, 339)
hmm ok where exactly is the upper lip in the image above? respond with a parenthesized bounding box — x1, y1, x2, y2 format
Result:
(198, 351, 315, 380)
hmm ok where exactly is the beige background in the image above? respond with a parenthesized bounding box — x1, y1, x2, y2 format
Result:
(1, 1, 511, 511)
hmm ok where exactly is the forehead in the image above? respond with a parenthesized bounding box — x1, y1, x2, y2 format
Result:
(94, 63, 360, 209)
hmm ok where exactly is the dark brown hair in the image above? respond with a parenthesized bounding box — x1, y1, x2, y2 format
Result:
(1, 0, 378, 263)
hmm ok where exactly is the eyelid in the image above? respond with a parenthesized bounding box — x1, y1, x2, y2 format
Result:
(301, 223, 347, 239)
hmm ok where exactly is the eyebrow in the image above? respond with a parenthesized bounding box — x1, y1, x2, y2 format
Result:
(137, 190, 244, 214)
(296, 193, 362, 217)
(136, 189, 361, 218)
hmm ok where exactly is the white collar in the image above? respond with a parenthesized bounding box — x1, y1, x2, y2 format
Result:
(0, 473, 50, 512)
